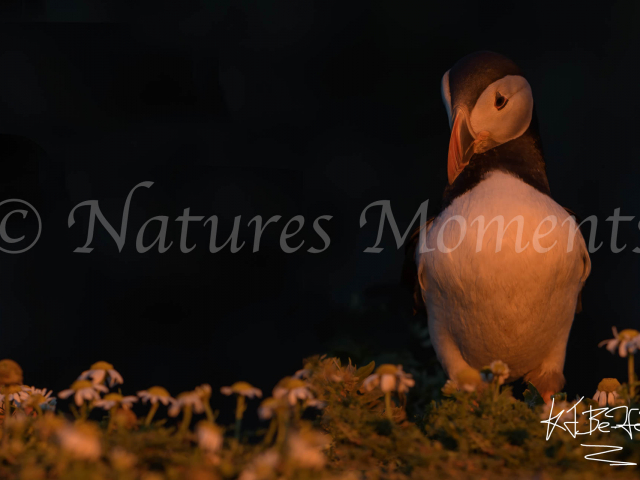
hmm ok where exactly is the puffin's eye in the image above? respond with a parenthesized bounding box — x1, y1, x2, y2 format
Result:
(494, 92, 508, 110)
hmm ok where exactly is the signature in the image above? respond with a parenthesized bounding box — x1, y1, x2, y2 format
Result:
(541, 397, 640, 466)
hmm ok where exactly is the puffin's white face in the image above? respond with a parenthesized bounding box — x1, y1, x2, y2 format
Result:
(469, 75, 533, 147)
(442, 71, 534, 184)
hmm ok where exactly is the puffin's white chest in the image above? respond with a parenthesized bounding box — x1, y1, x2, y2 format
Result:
(417, 171, 588, 377)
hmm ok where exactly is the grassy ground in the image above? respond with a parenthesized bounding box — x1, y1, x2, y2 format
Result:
(0, 355, 639, 479)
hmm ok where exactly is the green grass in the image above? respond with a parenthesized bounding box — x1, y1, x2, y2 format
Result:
(0, 355, 639, 479)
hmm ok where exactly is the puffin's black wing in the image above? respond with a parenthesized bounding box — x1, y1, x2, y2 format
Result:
(563, 206, 590, 314)
(402, 218, 434, 317)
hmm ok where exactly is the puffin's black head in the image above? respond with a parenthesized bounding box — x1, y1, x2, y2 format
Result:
(441, 52, 549, 204)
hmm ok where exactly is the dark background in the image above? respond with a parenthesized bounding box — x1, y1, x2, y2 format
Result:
(1, 0, 639, 421)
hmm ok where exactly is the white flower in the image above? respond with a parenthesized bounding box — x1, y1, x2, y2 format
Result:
(57, 423, 101, 461)
(599, 327, 640, 358)
(293, 368, 312, 379)
(0, 385, 29, 407)
(18, 386, 57, 411)
(304, 398, 326, 410)
(362, 364, 415, 393)
(257, 397, 281, 420)
(441, 379, 459, 396)
(22, 385, 53, 397)
(320, 358, 344, 383)
(238, 450, 280, 480)
(137, 386, 174, 405)
(220, 381, 263, 398)
(59, 380, 108, 407)
(593, 378, 621, 407)
(196, 421, 223, 453)
(94, 393, 138, 411)
(195, 383, 212, 399)
(455, 368, 482, 393)
(287, 430, 331, 469)
(169, 391, 205, 417)
(593, 390, 619, 407)
(480, 360, 510, 385)
(273, 378, 317, 406)
(78, 361, 124, 388)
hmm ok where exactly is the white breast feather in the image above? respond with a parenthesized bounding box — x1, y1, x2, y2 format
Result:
(417, 171, 590, 378)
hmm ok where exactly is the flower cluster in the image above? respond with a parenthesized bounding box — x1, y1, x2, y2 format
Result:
(599, 327, 640, 357)
(0, 355, 419, 479)
(440, 360, 512, 398)
(593, 378, 621, 407)
(0, 360, 56, 415)
(0, 344, 638, 479)
(598, 326, 640, 398)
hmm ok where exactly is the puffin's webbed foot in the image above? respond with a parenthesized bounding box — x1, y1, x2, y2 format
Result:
(524, 368, 565, 404)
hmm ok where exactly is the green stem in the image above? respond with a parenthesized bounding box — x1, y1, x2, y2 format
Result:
(0, 387, 6, 422)
(275, 411, 287, 448)
(2, 388, 13, 419)
(107, 406, 117, 432)
(629, 353, 635, 400)
(234, 417, 242, 441)
(384, 392, 393, 421)
(264, 417, 277, 446)
(179, 405, 192, 435)
(145, 402, 159, 427)
(235, 396, 245, 441)
(204, 402, 214, 423)
(69, 404, 80, 420)
(80, 402, 88, 421)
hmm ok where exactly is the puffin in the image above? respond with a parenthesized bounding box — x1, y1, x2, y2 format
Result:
(407, 51, 591, 400)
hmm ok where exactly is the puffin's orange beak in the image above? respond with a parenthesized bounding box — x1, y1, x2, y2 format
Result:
(447, 109, 476, 185)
